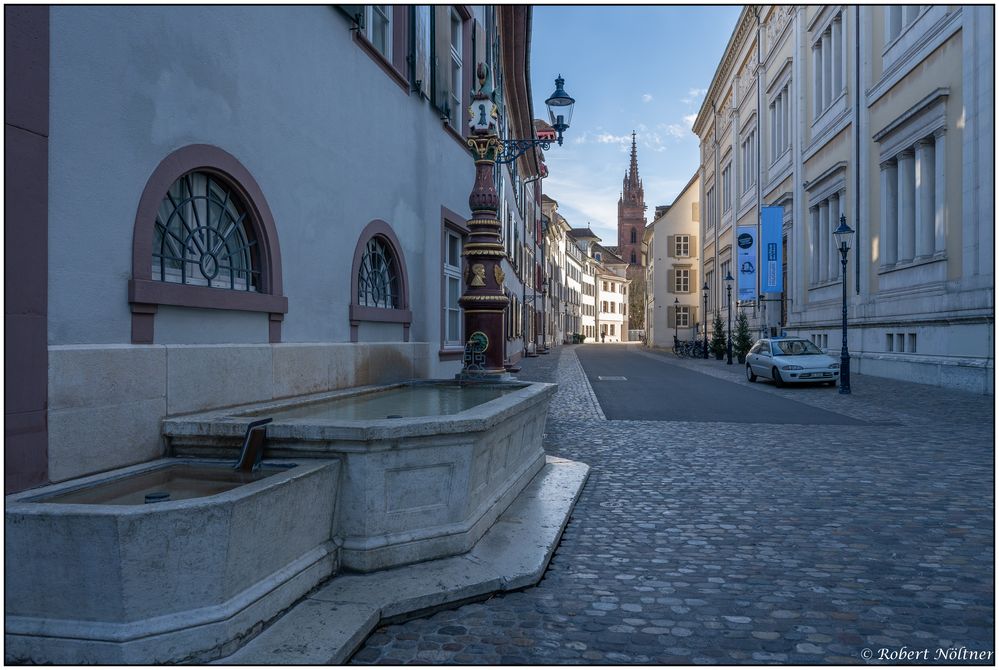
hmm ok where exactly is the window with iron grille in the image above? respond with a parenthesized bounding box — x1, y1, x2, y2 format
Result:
(358, 236, 400, 308)
(153, 171, 258, 292)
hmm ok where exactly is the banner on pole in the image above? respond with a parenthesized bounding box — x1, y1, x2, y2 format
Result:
(736, 226, 756, 302)
(760, 206, 783, 293)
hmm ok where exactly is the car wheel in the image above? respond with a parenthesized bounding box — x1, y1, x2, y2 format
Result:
(826, 380, 837, 387)
(772, 367, 785, 388)
(746, 365, 757, 382)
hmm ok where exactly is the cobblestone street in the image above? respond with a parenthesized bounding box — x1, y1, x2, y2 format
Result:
(351, 344, 994, 665)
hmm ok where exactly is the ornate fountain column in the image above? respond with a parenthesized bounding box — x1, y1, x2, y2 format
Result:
(459, 64, 510, 377)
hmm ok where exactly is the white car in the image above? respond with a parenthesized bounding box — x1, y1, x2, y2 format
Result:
(745, 337, 841, 387)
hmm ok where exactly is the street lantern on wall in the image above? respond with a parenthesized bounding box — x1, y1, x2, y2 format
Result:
(495, 74, 576, 164)
(833, 214, 854, 394)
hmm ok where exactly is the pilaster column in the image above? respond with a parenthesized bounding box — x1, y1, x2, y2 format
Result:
(810, 206, 820, 285)
(832, 16, 843, 94)
(881, 159, 898, 267)
(813, 43, 823, 116)
(828, 192, 841, 279)
(818, 199, 829, 282)
(914, 138, 936, 259)
(932, 129, 947, 256)
(822, 30, 833, 110)
(896, 148, 916, 263)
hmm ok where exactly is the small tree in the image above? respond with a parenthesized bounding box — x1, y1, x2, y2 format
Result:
(710, 310, 727, 359)
(734, 310, 753, 362)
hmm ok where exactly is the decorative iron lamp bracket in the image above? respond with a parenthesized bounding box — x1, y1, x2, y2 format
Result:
(495, 138, 554, 164)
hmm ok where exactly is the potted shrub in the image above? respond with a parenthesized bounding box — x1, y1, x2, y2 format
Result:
(734, 310, 753, 364)
(710, 311, 727, 360)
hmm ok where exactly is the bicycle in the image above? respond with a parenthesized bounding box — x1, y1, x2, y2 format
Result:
(672, 339, 706, 358)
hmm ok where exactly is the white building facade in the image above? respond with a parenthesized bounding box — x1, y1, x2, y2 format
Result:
(692, 5, 993, 393)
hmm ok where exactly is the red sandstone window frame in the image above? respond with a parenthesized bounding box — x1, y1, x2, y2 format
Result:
(349, 219, 412, 343)
(128, 144, 287, 344)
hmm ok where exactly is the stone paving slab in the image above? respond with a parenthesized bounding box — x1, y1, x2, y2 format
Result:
(351, 344, 994, 665)
(215, 456, 589, 665)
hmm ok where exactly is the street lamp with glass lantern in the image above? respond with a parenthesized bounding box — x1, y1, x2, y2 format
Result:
(701, 281, 710, 359)
(724, 270, 734, 365)
(833, 214, 854, 394)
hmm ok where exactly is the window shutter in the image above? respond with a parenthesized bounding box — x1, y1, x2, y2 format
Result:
(433, 6, 451, 116)
(667, 235, 675, 258)
(690, 235, 698, 257)
(667, 306, 676, 329)
(691, 306, 699, 329)
(413, 6, 431, 97)
(690, 269, 698, 295)
(667, 269, 675, 294)
(692, 201, 700, 221)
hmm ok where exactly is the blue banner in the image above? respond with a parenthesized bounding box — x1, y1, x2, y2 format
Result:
(736, 227, 756, 302)
(760, 206, 783, 293)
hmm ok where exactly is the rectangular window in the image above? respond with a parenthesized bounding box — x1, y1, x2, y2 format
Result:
(610, 324, 616, 336)
(366, 5, 392, 58)
(896, 333, 905, 353)
(720, 260, 731, 289)
(443, 229, 463, 346)
(741, 131, 756, 193)
(448, 8, 462, 128)
(770, 84, 790, 163)
(908, 333, 917, 353)
(675, 268, 690, 293)
(677, 305, 690, 327)
(675, 234, 690, 258)
(721, 164, 732, 213)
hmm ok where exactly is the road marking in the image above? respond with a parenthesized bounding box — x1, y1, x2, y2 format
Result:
(596, 376, 628, 381)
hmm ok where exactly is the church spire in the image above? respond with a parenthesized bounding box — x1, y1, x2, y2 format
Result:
(628, 130, 639, 185)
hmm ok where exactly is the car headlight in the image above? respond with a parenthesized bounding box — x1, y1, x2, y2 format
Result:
(828, 363, 840, 369)
(781, 364, 803, 370)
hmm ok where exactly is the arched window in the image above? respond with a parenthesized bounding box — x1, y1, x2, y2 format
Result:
(129, 145, 287, 344)
(153, 172, 258, 291)
(631, 251, 637, 264)
(630, 227, 637, 243)
(350, 220, 412, 342)
(357, 236, 400, 308)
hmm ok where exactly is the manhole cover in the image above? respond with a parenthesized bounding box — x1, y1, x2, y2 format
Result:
(596, 376, 627, 381)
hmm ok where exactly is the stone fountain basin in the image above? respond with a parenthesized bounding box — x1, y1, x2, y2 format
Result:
(163, 380, 557, 572)
(5, 458, 340, 665)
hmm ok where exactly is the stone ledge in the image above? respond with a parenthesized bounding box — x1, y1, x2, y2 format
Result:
(214, 456, 589, 665)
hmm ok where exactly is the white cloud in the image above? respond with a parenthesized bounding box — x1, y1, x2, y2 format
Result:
(663, 124, 686, 139)
(682, 113, 698, 128)
(594, 132, 631, 146)
(642, 93, 653, 103)
(681, 87, 708, 105)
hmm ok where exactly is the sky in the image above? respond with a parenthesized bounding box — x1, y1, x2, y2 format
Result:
(531, 5, 742, 245)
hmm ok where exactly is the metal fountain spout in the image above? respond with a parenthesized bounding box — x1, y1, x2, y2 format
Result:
(234, 418, 273, 472)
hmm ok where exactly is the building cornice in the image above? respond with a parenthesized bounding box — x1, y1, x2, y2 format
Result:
(692, 7, 757, 137)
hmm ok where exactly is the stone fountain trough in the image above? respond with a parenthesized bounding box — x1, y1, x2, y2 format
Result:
(5, 457, 340, 664)
(162, 379, 557, 572)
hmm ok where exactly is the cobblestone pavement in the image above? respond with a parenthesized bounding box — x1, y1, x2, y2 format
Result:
(351, 345, 994, 665)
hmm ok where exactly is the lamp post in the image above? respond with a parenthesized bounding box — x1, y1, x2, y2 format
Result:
(673, 297, 680, 345)
(459, 67, 574, 378)
(724, 270, 734, 365)
(833, 214, 854, 394)
(701, 281, 710, 359)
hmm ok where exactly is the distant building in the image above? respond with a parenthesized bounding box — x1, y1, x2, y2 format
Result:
(645, 173, 701, 347)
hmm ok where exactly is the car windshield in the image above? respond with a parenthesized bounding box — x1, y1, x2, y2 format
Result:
(771, 340, 824, 356)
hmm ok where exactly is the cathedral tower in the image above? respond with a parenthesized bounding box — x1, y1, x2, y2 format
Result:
(617, 131, 646, 270)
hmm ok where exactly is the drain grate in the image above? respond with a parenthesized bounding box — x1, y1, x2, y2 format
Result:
(596, 376, 628, 381)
